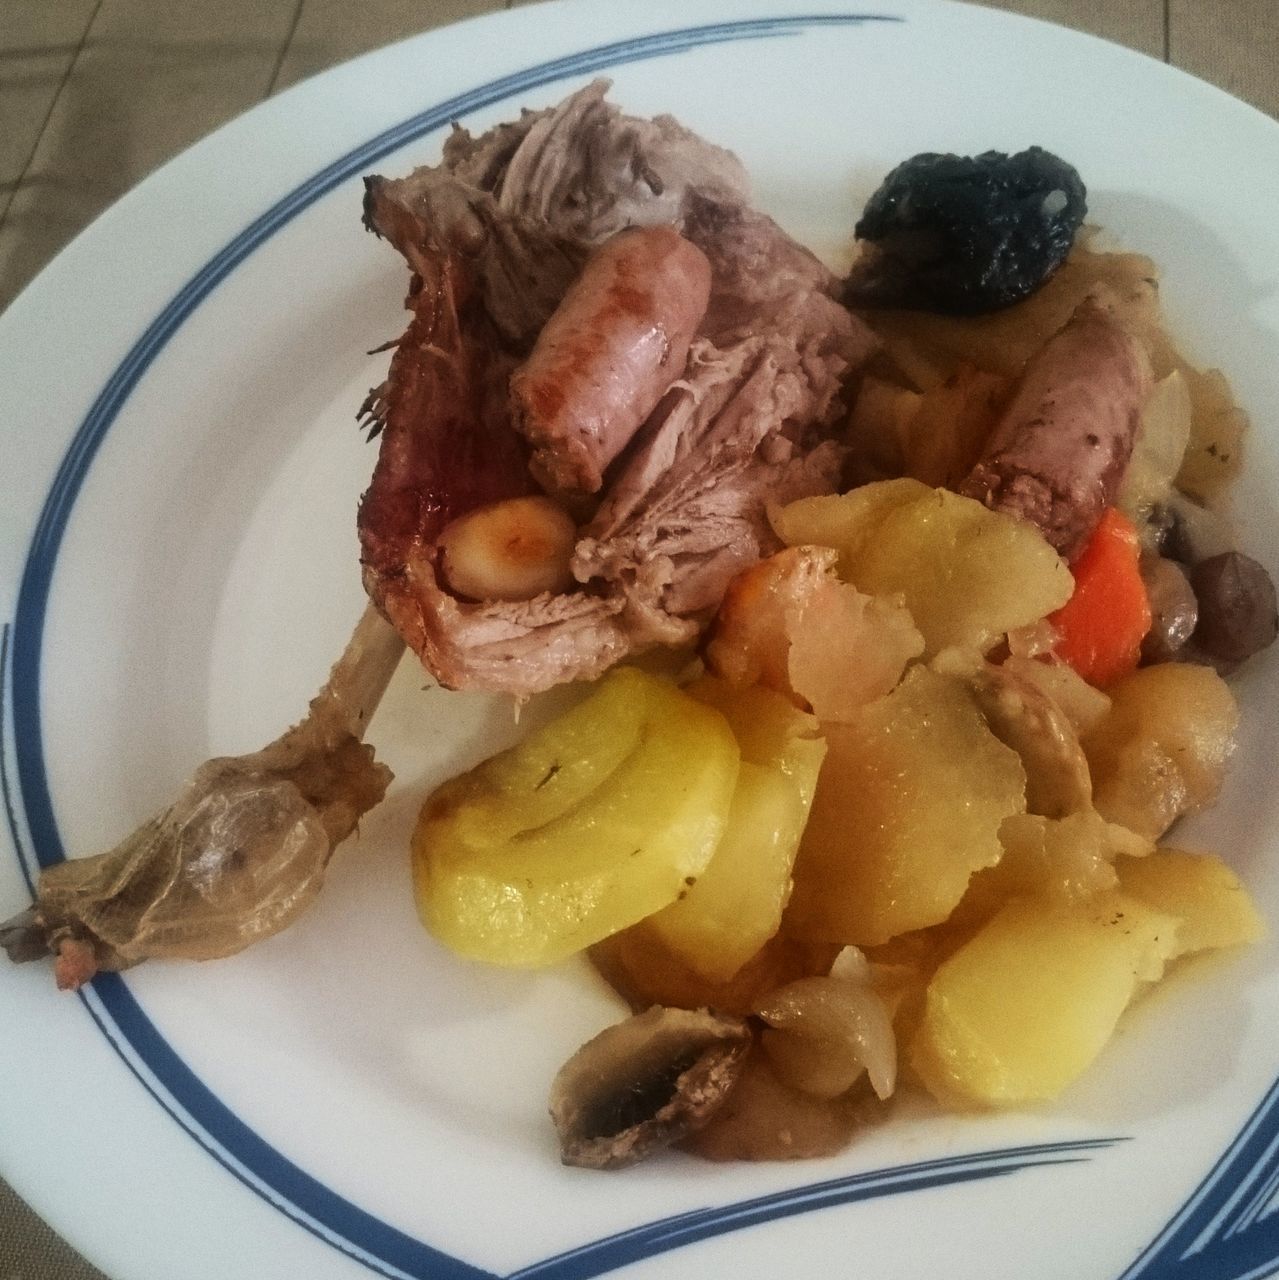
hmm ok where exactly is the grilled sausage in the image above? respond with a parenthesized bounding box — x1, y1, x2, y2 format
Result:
(959, 298, 1151, 561)
(510, 224, 712, 498)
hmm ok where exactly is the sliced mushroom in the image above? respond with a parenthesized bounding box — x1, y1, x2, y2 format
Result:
(933, 650, 1092, 817)
(549, 1006, 751, 1169)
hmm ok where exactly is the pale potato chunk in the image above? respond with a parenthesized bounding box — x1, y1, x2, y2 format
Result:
(787, 666, 1027, 946)
(770, 479, 928, 573)
(1084, 664, 1239, 840)
(1116, 848, 1264, 955)
(911, 892, 1180, 1106)
(856, 490, 1073, 655)
(775, 482, 1073, 657)
(412, 667, 740, 967)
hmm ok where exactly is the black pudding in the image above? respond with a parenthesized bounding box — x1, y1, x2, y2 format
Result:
(845, 147, 1087, 315)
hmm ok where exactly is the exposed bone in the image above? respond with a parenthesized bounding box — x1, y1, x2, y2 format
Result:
(0, 606, 404, 989)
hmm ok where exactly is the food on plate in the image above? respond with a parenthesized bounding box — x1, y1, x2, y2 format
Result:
(785, 662, 1028, 946)
(1083, 662, 1239, 841)
(1048, 508, 1151, 686)
(411, 666, 739, 967)
(910, 891, 1180, 1106)
(437, 495, 577, 602)
(1187, 551, 1279, 663)
(643, 678, 826, 983)
(844, 148, 1088, 314)
(2, 85, 1274, 1181)
(772, 481, 1073, 657)
(400, 107, 1272, 1167)
(0, 607, 402, 988)
(358, 79, 876, 696)
(958, 298, 1152, 560)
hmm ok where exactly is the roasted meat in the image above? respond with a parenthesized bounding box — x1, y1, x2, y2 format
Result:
(359, 80, 876, 695)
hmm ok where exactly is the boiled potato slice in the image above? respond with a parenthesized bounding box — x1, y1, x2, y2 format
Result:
(646, 762, 809, 982)
(787, 666, 1027, 946)
(1084, 663, 1239, 840)
(412, 667, 740, 966)
(962, 811, 1152, 922)
(646, 681, 827, 982)
(770, 479, 927, 574)
(911, 892, 1180, 1106)
(774, 481, 1073, 657)
(1116, 848, 1264, 955)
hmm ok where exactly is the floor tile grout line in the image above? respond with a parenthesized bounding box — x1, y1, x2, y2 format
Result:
(267, 0, 309, 97)
(0, 0, 108, 235)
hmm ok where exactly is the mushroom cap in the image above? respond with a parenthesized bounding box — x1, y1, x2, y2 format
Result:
(549, 1005, 751, 1169)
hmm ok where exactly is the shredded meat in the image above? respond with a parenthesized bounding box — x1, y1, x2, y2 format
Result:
(359, 79, 877, 695)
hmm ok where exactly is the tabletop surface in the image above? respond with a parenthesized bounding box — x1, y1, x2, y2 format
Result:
(2, 0, 1277, 1275)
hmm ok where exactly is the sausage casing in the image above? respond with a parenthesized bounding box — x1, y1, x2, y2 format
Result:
(510, 224, 713, 498)
(960, 299, 1151, 561)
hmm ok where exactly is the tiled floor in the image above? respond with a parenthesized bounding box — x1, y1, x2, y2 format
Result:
(1, 0, 1277, 1275)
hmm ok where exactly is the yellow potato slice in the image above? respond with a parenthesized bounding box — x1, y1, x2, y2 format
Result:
(1115, 848, 1264, 955)
(1084, 663, 1239, 840)
(911, 892, 1180, 1106)
(774, 481, 1073, 657)
(646, 681, 826, 983)
(787, 665, 1027, 946)
(412, 667, 740, 967)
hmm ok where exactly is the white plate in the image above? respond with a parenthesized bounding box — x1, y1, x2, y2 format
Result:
(3, 2, 1279, 1277)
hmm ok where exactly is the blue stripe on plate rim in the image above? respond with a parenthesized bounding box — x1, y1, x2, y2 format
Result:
(2, 12, 1277, 1279)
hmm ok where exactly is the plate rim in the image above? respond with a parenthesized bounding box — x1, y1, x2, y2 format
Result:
(4, 4, 1279, 1279)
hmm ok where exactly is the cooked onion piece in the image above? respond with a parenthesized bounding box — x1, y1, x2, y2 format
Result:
(704, 545, 922, 720)
(754, 969, 897, 1101)
(681, 1046, 861, 1162)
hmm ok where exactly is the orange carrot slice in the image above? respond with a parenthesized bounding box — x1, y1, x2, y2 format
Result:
(1050, 509, 1152, 687)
